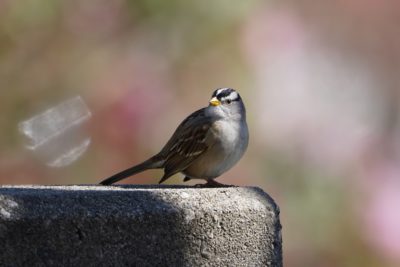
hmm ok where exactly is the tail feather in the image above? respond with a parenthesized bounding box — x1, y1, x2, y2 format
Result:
(99, 158, 160, 185)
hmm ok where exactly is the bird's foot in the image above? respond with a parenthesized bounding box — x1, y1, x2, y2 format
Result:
(193, 179, 237, 188)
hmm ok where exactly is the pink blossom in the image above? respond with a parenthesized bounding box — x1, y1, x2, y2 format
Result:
(362, 161, 400, 263)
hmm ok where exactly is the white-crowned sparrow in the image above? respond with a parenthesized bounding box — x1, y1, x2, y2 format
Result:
(99, 88, 249, 186)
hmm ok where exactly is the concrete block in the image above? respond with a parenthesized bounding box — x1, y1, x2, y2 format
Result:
(0, 185, 282, 266)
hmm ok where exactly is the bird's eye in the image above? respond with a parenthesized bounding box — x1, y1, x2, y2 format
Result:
(226, 99, 232, 104)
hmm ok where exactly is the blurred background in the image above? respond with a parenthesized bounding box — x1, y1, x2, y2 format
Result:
(1, 0, 400, 266)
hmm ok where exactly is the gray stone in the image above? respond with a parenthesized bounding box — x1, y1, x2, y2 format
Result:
(0, 185, 282, 266)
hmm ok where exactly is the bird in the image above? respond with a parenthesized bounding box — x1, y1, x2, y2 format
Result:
(99, 88, 249, 187)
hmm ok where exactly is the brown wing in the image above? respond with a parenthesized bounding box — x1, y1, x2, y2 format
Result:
(157, 108, 213, 183)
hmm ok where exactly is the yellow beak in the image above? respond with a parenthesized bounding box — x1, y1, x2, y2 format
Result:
(209, 97, 221, 106)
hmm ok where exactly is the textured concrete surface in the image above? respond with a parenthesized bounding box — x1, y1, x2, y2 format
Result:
(0, 185, 282, 266)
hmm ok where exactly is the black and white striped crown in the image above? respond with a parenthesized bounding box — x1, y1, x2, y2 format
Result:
(212, 88, 241, 103)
